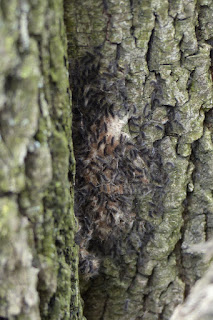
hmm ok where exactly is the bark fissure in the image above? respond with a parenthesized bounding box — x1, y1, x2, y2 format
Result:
(146, 27, 155, 72)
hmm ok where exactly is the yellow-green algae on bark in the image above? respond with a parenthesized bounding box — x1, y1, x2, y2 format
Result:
(0, 0, 84, 319)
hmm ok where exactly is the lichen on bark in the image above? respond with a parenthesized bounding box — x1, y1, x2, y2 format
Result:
(1, 0, 213, 319)
(0, 0, 83, 319)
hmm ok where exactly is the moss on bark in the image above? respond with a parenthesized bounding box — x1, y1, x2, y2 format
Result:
(0, 0, 83, 319)
(1, 0, 213, 319)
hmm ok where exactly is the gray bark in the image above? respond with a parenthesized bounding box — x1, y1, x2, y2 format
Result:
(171, 241, 213, 320)
(64, 0, 213, 319)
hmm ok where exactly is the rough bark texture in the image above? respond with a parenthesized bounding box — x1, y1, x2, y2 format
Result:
(1, 0, 213, 320)
(64, 0, 213, 320)
(171, 241, 213, 320)
(0, 0, 83, 319)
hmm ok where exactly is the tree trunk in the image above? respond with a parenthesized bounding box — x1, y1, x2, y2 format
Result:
(171, 240, 213, 320)
(64, 0, 213, 319)
(0, 0, 83, 319)
(1, 0, 213, 320)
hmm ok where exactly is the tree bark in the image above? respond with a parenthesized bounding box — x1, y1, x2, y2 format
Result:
(1, 0, 213, 320)
(171, 241, 213, 320)
(0, 0, 83, 319)
(64, 0, 213, 319)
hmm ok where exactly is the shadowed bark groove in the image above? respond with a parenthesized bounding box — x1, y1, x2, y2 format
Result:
(171, 240, 213, 320)
(64, 0, 213, 319)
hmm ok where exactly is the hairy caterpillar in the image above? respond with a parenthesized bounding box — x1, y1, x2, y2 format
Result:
(70, 51, 164, 279)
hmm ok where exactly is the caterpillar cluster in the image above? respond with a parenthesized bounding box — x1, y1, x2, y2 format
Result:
(71, 52, 150, 278)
